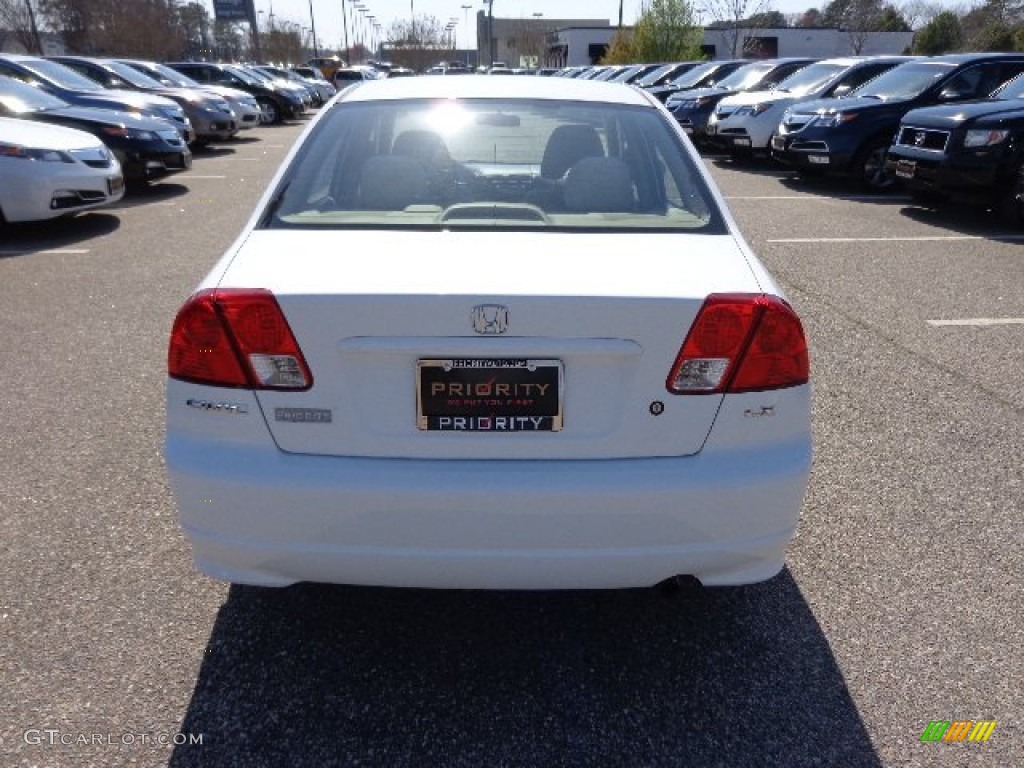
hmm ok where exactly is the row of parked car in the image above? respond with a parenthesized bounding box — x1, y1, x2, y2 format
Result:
(550, 53, 1024, 224)
(0, 54, 337, 224)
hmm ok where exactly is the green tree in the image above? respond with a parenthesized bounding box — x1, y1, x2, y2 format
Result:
(795, 8, 823, 27)
(746, 10, 788, 26)
(601, 29, 637, 64)
(970, 21, 1018, 50)
(912, 10, 963, 53)
(874, 6, 911, 31)
(821, 0, 910, 52)
(631, 0, 704, 62)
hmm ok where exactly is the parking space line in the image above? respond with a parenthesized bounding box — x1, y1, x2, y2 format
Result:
(183, 175, 228, 179)
(927, 318, 1024, 327)
(0, 248, 90, 255)
(727, 195, 910, 201)
(767, 235, 1024, 243)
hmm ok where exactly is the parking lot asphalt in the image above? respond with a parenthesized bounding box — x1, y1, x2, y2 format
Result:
(1, 121, 1020, 767)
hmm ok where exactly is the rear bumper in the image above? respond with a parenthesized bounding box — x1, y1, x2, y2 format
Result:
(166, 394, 812, 590)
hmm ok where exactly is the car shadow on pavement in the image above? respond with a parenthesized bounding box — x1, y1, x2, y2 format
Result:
(0, 213, 120, 256)
(776, 174, 911, 204)
(708, 154, 794, 178)
(169, 569, 881, 767)
(112, 182, 189, 209)
(897, 201, 1024, 243)
(190, 145, 237, 158)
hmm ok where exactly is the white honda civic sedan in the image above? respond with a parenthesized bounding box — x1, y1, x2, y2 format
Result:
(0, 116, 124, 223)
(165, 76, 812, 590)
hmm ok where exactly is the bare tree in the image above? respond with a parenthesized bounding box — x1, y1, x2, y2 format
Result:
(509, 18, 548, 68)
(39, 0, 182, 57)
(384, 16, 445, 71)
(701, 0, 775, 57)
(0, 0, 43, 53)
(898, 0, 943, 30)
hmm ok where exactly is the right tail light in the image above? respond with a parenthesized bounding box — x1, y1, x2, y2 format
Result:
(667, 293, 809, 395)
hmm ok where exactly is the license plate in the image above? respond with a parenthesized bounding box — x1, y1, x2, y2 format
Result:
(733, 137, 752, 146)
(808, 155, 830, 165)
(417, 358, 563, 432)
(895, 159, 916, 179)
(183, 153, 193, 169)
(771, 135, 786, 150)
(107, 175, 124, 195)
(705, 124, 716, 135)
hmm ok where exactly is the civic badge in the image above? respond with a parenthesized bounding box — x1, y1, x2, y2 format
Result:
(471, 304, 509, 334)
(914, 131, 926, 147)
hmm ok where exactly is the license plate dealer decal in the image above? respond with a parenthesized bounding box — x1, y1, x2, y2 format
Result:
(417, 359, 563, 432)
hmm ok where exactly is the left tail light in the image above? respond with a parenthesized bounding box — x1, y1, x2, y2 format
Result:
(168, 288, 313, 390)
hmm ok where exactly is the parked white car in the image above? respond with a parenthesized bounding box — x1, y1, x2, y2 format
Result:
(708, 56, 915, 154)
(0, 116, 123, 223)
(165, 76, 812, 591)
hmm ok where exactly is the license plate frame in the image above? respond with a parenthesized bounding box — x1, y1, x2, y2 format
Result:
(895, 159, 916, 179)
(771, 135, 786, 151)
(416, 358, 563, 432)
(107, 175, 124, 196)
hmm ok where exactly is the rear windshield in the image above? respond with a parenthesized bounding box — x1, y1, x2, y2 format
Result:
(264, 97, 724, 232)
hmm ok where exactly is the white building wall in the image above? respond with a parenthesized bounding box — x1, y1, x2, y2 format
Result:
(548, 26, 914, 66)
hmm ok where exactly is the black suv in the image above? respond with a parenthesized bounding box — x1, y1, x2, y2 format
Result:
(887, 72, 1024, 225)
(771, 53, 1024, 191)
(165, 62, 305, 124)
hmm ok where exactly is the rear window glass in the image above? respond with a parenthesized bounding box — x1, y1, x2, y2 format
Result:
(265, 97, 724, 232)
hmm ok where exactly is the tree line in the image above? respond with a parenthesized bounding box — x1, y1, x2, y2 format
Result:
(1, 0, 1022, 66)
(605, 0, 1023, 64)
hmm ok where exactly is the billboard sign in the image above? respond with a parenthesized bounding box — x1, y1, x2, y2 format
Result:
(213, 0, 252, 22)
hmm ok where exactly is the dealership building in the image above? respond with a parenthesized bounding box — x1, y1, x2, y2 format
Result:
(475, 13, 914, 69)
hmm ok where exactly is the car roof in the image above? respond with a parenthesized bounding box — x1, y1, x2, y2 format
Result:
(926, 53, 1024, 63)
(339, 75, 654, 105)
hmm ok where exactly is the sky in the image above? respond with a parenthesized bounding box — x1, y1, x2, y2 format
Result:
(213, 0, 953, 54)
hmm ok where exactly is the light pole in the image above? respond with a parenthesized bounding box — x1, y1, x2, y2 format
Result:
(460, 4, 472, 66)
(484, 0, 494, 68)
(341, 0, 350, 63)
(307, 0, 319, 57)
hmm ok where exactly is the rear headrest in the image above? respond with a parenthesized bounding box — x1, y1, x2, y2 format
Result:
(540, 123, 604, 179)
(563, 157, 635, 213)
(357, 155, 429, 210)
(392, 129, 450, 166)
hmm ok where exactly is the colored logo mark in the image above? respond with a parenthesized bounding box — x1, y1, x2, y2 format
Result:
(920, 720, 997, 742)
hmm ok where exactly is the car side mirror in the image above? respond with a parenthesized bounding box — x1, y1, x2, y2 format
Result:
(939, 87, 970, 102)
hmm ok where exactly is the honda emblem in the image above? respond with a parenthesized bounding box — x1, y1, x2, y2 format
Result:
(471, 305, 509, 334)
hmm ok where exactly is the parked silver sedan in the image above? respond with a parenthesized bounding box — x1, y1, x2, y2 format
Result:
(118, 59, 262, 132)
